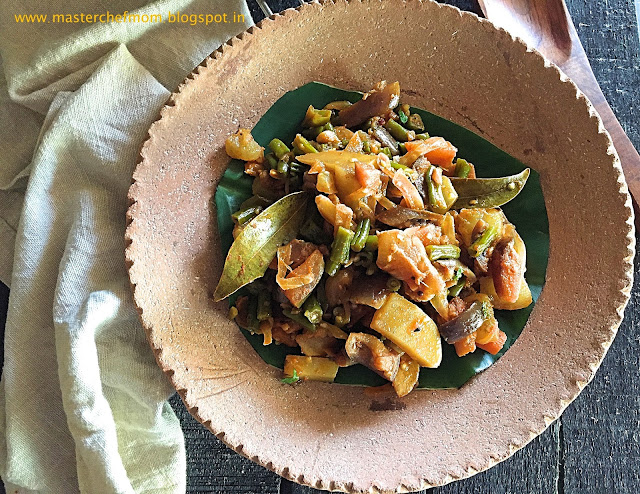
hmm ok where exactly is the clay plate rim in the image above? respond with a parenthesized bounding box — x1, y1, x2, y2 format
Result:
(125, 0, 635, 492)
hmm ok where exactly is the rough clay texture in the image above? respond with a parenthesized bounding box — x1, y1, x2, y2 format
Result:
(125, 1, 635, 492)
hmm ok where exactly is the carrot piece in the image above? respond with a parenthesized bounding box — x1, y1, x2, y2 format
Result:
(425, 139, 457, 172)
(454, 333, 476, 357)
(403, 137, 458, 172)
(477, 330, 508, 355)
(392, 170, 424, 209)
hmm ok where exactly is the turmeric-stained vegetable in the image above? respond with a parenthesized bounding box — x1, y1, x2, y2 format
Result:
(370, 293, 442, 368)
(225, 129, 264, 161)
(479, 276, 533, 310)
(401, 137, 457, 171)
(217, 80, 540, 395)
(393, 170, 424, 210)
(284, 355, 339, 382)
(276, 240, 325, 307)
(376, 229, 446, 297)
(490, 232, 526, 303)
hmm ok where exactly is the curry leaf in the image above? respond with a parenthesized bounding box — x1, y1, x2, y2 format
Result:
(450, 168, 530, 209)
(215, 82, 549, 389)
(214, 191, 310, 301)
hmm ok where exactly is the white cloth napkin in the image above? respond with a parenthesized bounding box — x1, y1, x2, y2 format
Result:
(0, 1, 253, 492)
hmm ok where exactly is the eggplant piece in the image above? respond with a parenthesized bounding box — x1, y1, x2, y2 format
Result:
(370, 126, 399, 156)
(338, 81, 400, 127)
(345, 333, 401, 381)
(376, 206, 444, 228)
(438, 301, 486, 344)
(348, 273, 391, 309)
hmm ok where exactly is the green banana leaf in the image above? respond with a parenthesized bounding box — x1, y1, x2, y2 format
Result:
(214, 82, 549, 389)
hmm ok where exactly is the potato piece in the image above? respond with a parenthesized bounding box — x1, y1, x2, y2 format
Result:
(392, 354, 420, 397)
(479, 276, 532, 310)
(225, 129, 264, 161)
(284, 356, 338, 382)
(454, 208, 504, 248)
(370, 293, 442, 368)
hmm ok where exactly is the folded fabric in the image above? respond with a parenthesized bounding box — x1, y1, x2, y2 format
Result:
(0, 1, 253, 492)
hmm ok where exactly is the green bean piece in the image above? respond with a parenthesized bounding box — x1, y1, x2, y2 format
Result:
(364, 234, 379, 251)
(415, 133, 430, 140)
(289, 161, 305, 174)
(265, 153, 278, 170)
(398, 143, 407, 154)
(455, 158, 472, 178)
(406, 113, 425, 132)
(385, 119, 413, 142)
(351, 218, 371, 252)
(276, 159, 289, 176)
(246, 296, 260, 332)
(283, 309, 317, 331)
(293, 134, 318, 154)
(302, 294, 323, 324)
(303, 122, 334, 140)
(425, 165, 448, 213)
(232, 206, 260, 226)
(257, 291, 272, 321)
(354, 251, 374, 268)
(448, 277, 466, 297)
(386, 277, 402, 292)
(316, 280, 329, 312)
(302, 106, 332, 127)
(390, 161, 411, 171)
(381, 147, 393, 158)
(332, 306, 350, 328)
(269, 138, 290, 160)
(468, 224, 500, 258)
(425, 244, 461, 261)
(326, 226, 354, 276)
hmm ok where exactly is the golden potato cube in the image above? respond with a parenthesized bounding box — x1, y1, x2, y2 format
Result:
(370, 293, 442, 368)
(284, 355, 338, 382)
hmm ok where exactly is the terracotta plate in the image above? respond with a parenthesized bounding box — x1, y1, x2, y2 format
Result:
(125, 0, 634, 491)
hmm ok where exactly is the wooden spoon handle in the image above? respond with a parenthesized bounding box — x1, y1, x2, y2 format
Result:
(480, 0, 640, 202)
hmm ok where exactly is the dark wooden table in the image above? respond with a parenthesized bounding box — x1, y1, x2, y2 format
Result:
(2, 1, 639, 493)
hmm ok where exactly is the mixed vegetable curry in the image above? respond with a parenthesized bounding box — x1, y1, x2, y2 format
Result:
(215, 81, 532, 397)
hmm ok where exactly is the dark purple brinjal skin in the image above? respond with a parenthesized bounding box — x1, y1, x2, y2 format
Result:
(438, 301, 485, 343)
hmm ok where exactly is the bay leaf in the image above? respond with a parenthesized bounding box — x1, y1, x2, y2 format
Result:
(450, 168, 530, 209)
(214, 191, 309, 301)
